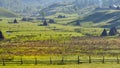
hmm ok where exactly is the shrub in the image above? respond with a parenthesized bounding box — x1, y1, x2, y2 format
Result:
(48, 19, 55, 23)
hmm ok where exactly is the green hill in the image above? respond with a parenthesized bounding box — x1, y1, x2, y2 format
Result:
(0, 8, 17, 18)
(69, 10, 120, 28)
(40, 2, 76, 16)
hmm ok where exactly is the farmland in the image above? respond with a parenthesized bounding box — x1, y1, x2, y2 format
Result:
(0, 12, 120, 67)
(1, 0, 120, 68)
(1, 64, 120, 68)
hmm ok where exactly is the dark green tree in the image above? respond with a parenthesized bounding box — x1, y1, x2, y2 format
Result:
(109, 27, 117, 36)
(14, 19, 18, 23)
(41, 11, 46, 21)
(43, 20, 48, 26)
(48, 19, 55, 23)
(101, 29, 107, 36)
(76, 20, 81, 26)
(22, 17, 27, 21)
(58, 15, 66, 18)
(0, 31, 4, 40)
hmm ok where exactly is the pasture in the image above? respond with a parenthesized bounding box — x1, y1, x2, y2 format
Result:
(0, 13, 120, 68)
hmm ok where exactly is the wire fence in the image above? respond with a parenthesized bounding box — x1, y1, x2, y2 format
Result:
(0, 56, 120, 66)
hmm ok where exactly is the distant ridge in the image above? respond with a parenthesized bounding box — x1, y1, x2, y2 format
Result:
(0, 7, 17, 18)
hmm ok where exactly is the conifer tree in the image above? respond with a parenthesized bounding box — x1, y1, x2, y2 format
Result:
(76, 20, 81, 26)
(43, 20, 48, 26)
(14, 19, 18, 23)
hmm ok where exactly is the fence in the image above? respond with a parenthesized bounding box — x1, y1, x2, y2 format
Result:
(0, 56, 120, 66)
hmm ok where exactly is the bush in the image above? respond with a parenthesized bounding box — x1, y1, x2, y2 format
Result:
(0, 19, 2, 21)
(58, 15, 66, 18)
(21, 17, 34, 21)
(21, 17, 27, 21)
(48, 19, 55, 23)
(75, 20, 81, 26)
(13, 19, 18, 23)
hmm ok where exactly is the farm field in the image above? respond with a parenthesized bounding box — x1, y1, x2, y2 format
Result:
(0, 64, 120, 68)
(0, 8, 120, 68)
(0, 14, 120, 63)
(1, 0, 120, 68)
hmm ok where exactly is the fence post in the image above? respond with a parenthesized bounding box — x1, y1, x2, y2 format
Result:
(102, 56, 105, 64)
(35, 57, 37, 65)
(50, 57, 52, 64)
(78, 56, 80, 64)
(117, 56, 119, 64)
(20, 57, 23, 65)
(2, 59, 5, 66)
(89, 56, 91, 63)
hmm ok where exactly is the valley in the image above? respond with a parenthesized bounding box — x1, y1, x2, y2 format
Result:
(0, 0, 120, 68)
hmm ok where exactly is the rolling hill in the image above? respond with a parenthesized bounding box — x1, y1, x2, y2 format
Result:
(1, 0, 120, 15)
(40, 2, 76, 16)
(73, 9, 120, 28)
(0, 8, 17, 18)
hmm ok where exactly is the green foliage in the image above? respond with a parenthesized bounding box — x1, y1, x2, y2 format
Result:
(75, 20, 81, 26)
(48, 19, 56, 23)
(13, 19, 18, 23)
(43, 20, 48, 26)
(41, 11, 46, 21)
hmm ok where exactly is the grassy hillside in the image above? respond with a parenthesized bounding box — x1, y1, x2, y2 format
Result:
(0, 8, 17, 18)
(40, 2, 76, 16)
(78, 10, 120, 28)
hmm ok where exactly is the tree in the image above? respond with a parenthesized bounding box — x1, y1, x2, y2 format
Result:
(43, 20, 48, 26)
(76, 20, 81, 26)
(109, 27, 117, 36)
(101, 29, 107, 36)
(58, 15, 66, 18)
(48, 19, 55, 23)
(21, 17, 27, 21)
(0, 31, 4, 40)
(14, 19, 18, 23)
(41, 11, 46, 21)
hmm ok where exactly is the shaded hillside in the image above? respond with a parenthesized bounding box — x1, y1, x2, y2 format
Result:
(0, 8, 17, 18)
(0, 0, 120, 15)
(78, 10, 120, 28)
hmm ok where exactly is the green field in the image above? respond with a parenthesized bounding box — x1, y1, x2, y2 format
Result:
(0, 64, 120, 68)
(1, 0, 120, 68)
(0, 12, 120, 68)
